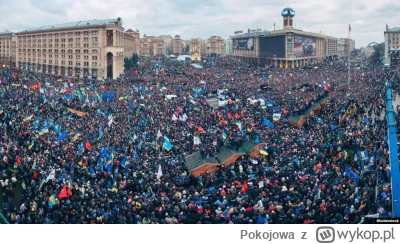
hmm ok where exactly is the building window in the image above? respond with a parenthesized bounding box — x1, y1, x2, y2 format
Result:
(92, 37, 98, 42)
(43, 59, 46, 63)
(61, 44, 65, 48)
(68, 49, 73, 54)
(75, 32, 81, 36)
(76, 62, 81, 66)
(84, 43, 89, 48)
(68, 32, 73, 37)
(84, 37, 89, 42)
(68, 61, 72, 65)
(92, 43, 97, 48)
(83, 49, 89, 54)
(92, 49, 97, 54)
(68, 55, 73, 59)
(92, 62, 97, 67)
(84, 31, 89, 36)
(84, 55, 89, 60)
(76, 38, 80, 42)
(61, 55, 65, 59)
(92, 56, 97, 60)
(92, 31, 98, 36)
(68, 38, 73, 42)
(76, 44, 80, 48)
(61, 60, 65, 65)
(76, 50, 80, 54)
(84, 62, 89, 66)
(76, 55, 80, 59)
(61, 38, 65, 43)
(55, 54, 58, 58)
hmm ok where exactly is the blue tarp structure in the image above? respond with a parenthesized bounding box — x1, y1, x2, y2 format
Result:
(102, 92, 115, 101)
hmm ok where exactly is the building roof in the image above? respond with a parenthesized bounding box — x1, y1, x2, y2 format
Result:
(18, 18, 120, 34)
(0, 30, 13, 35)
(388, 27, 400, 32)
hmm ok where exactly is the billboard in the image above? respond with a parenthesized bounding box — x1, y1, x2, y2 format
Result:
(259, 36, 286, 58)
(294, 35, 316, 57)
(234, 30, 243, 35)
(233, 38, 254, 50)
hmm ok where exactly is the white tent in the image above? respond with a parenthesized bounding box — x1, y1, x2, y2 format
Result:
(177, 55, 192, 61)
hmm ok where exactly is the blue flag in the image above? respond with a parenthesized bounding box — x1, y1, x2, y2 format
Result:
(345, 166, 360, 183)
(89, 166, 95, 176)
(263, 118, 274, 129)
(254, 136, 260, 144)
(357, 150, 369, 161)
(163, 136, 173, 150)
(330, 123, 337, 130)
(120, 157, 131, 169)
(56, 130, 68, 142)
(98, 126, 103, 139)
(293, 158, 300, 167)
(33, 120, 39, 129)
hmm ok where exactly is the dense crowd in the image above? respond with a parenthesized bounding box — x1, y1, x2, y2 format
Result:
(0, 56, 398, 224)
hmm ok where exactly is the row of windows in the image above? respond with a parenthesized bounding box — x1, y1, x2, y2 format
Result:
(18, 31, 99, 39)
(20, 53, 98, 59)
(19, 49, 97, 54)
(21, 43, 98, 48)
(22, 37, 98, 43)
(19, 58, 97, 67)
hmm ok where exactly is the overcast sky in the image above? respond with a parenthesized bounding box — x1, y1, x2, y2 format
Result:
(0, 0, 399, 47)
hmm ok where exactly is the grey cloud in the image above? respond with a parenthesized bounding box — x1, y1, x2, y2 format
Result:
(0, 0, 399, 47)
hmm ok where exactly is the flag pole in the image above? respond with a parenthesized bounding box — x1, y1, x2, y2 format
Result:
(347, 24, 351, 84)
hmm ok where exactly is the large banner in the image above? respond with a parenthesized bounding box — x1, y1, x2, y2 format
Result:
(259, 36, 286, 58)
(294, 35, 316, 57)
(233, 38, 254, 50)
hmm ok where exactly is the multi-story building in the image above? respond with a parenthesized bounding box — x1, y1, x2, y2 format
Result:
(226, 39, 233, 55)
(124, 29, 140, 58)
(190, 38, 202, 61)
(337, 38, 346, 58)
(342, 38, 355, 57)
(0, 30, 17, 68)
(15, 18, 126, 79)
(158, 35, 173, 55)
(325, 36, 338, 59)
(201, 39, 208, 56)
(209, 36, 226, 56)
(172, 35, 185, 55)
(384, 26, 400, 69)
(230, 7, 354, 67)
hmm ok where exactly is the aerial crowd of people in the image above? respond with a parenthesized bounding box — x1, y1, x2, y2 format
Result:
(0, 54, 398, 224)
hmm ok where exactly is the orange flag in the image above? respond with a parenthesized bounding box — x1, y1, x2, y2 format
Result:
(241, 181, 248, 193)
(58, 186, 68, 199)
(85, 141, 93, 151)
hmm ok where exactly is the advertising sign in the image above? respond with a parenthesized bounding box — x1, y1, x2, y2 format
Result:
(259, 36, 286, 58)
(232, 38, 254, 50)
(294, 35, 316, 57)
(234, 30, 243, 35)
